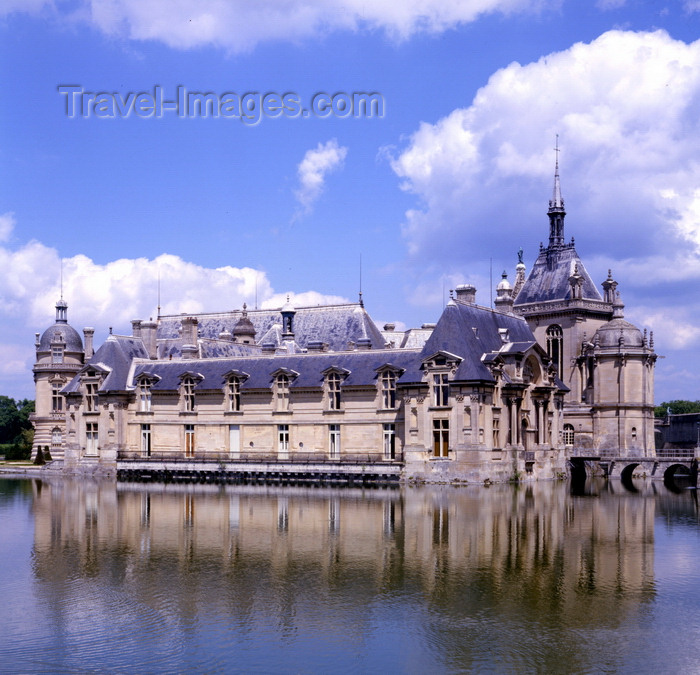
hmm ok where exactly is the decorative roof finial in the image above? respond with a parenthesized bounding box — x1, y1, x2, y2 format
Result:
(550, 134, 564, 210)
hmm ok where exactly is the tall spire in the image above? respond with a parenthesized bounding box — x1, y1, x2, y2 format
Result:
(547, 135, 566, 248)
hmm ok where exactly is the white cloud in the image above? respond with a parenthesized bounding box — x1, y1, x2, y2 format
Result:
(3, 0, 556, 52)
(391, 30, 700, 269)
(295, 139, 348, 212)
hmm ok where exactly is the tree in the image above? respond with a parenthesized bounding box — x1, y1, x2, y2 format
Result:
(654, 400, 700, 418)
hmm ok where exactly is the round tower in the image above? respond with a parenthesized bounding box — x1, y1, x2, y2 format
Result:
(32, 299, 84, 460)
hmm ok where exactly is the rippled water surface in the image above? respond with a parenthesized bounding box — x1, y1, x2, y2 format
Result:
(1, 476, 699, 673)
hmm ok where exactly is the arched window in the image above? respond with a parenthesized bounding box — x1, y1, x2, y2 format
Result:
(51, 427, 62, 446)
(546, 325, 564, 377)
(563, 423, 575, 446)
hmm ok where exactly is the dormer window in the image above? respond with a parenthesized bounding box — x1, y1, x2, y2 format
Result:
(433, 373, 449, 407)
(276, 374, 290, 411)
(85, 382, 98, 412)
(182, 376, 196, 412)
(52, 345, 64, 364)
(139, 379, 153, 412)
(327, 372, 341, 410)
(381, 370, 397, 409)
(227, 376, 241, 412)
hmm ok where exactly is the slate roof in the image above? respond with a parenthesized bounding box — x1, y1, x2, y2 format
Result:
(420, 301, 538, 383)
(156, 302, 386, 355)
(514, 244, 602, 305)
(63, 335, 149, 394)
(131, 349, 424, 391)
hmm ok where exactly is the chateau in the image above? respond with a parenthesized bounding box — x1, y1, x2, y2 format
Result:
(31, 162, 657, 482)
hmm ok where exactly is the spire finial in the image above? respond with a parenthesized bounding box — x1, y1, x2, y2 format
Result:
(550, 135, 564, 210)
(547, 136, 566, 247)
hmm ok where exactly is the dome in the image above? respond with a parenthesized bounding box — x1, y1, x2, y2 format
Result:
(232, 303, 256, 338)
(593, 294, 643, 348)
(38, 300, 83, 353)
(496, 271, 512, 292)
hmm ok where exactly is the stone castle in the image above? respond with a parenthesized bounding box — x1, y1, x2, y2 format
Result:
(31, 159, 657, 482)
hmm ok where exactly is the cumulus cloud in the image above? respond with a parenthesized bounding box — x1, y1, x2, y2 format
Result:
(295, 139, 348, 213)
(0, 229, 349, 397)
(1, 0, 554, 52)
(391, 30, 700, 269)
(0, 212, 15, 242)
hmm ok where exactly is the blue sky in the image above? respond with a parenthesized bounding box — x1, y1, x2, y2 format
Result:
(2, 0, 700, 402)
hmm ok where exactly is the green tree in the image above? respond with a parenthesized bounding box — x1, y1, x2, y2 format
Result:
(654, 400, 700, 418)
(0, 396, 34, 443)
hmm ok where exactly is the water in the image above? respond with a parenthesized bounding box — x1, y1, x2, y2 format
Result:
(0, 476, 699, 674)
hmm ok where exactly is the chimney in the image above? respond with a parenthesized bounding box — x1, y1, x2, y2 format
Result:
(307, 340, 328, 352)
(383, 323, 395, 332)
(356, 337, 372, 350)
(131, 319, 142, 339)
(141, 318, 158, 359)
(83, 328, 95, 360)
(455, 284, 476, 304)
(262, 342, 276, 355)
(180, 317, 199, 360)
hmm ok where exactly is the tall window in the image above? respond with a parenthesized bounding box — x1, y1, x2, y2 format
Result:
(139, 379, 152, 412)
(492, 417, 501, 448)
(182, 377, 195, 412)
(141, 424, 151, 456)
(546, 325, 564, 378)
(85, 422, 98, 455)
(381, 371, 397, 409)
(51, 427, 62, 446)
(278, 424, 289, 456)
(276, 374, 290, 412)
(327, 372, 341, 410)
(433, 419, 449, 457)
(433, 373, 449, 407)
(383, 423, 396, 459)
(85, 382, 98, 412)
(52, 346, 63, 364)
(52, 386, 63, 412)
(227, 376, 241, 412)
(563, 424, 575, 446)
(329, 424, 340, 458)
(185, 424, 195, 456)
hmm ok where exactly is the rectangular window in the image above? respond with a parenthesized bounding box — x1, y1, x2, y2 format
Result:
(85, 422, 98, 456)
(433, 373, 449, 407)
(383, 423, 396, 459)
(228, 377, 241, 412)
(185, 424, 195, 457)
(327, 373, 341, 410)
(381, 371, 397, 409)
(52, 386, 63, 412)
(433, 419, 449, 457)
(329, 424, 340, 458)
(277, 374, 289, 412)
(278, 424, 289, 457)
(85, 382, 98, 412)
(52, 346, 63, 364)
(492, 417, 500, 448)
(141, 424, 151, 457)
(229, 424, 240, 459)
(183, 378, 195, 412)
(139, 382, 152, 412)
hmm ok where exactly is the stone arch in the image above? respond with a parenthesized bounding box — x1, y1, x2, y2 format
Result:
(620, 462, 641, 493)
(663, 463, 692, 493)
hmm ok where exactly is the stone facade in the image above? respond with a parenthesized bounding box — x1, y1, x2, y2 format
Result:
(31, 160, 655, 480)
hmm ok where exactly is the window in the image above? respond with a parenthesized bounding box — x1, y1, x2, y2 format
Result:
(329, 424, 340, 458)
(563, 423, 574, 446)
(227, 376, 241, 412)
(433, 419, 449, 457)
(276, 374, 290, 411)
(52, 386, 63, 412)
(139, 379, 152, 412)
(52, 345, 63, 364)
(182, 377, 195, 412)
(51, 427, 62, 446)
(85, 422, 98, 455)
(278, 424, 289, 456)
(327, 372, 342, 410)
(492, 417, 500, 448)
(546, 325, 564, 378)
(383, 423, 396, 459)
(141, 424, 151, 456)
(433, 373, 449, 407)
(381, 371, 397, 409)
(85, 382, 98, 412)
(185, 424, 195, 457)
(229, 424, 240, 458)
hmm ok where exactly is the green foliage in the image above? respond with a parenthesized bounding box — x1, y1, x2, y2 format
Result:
(33, 444, 45, 465)
(0, 396, 35, 444)
(2, 428, 34, 461)
(654, 400, 700, 418)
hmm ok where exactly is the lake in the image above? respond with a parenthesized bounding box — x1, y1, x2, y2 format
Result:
(1, 475, 699, 673)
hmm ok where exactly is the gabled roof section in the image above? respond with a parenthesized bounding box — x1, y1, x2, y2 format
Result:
(420, 302, 537, 383)
(514, 246, 602, 305)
